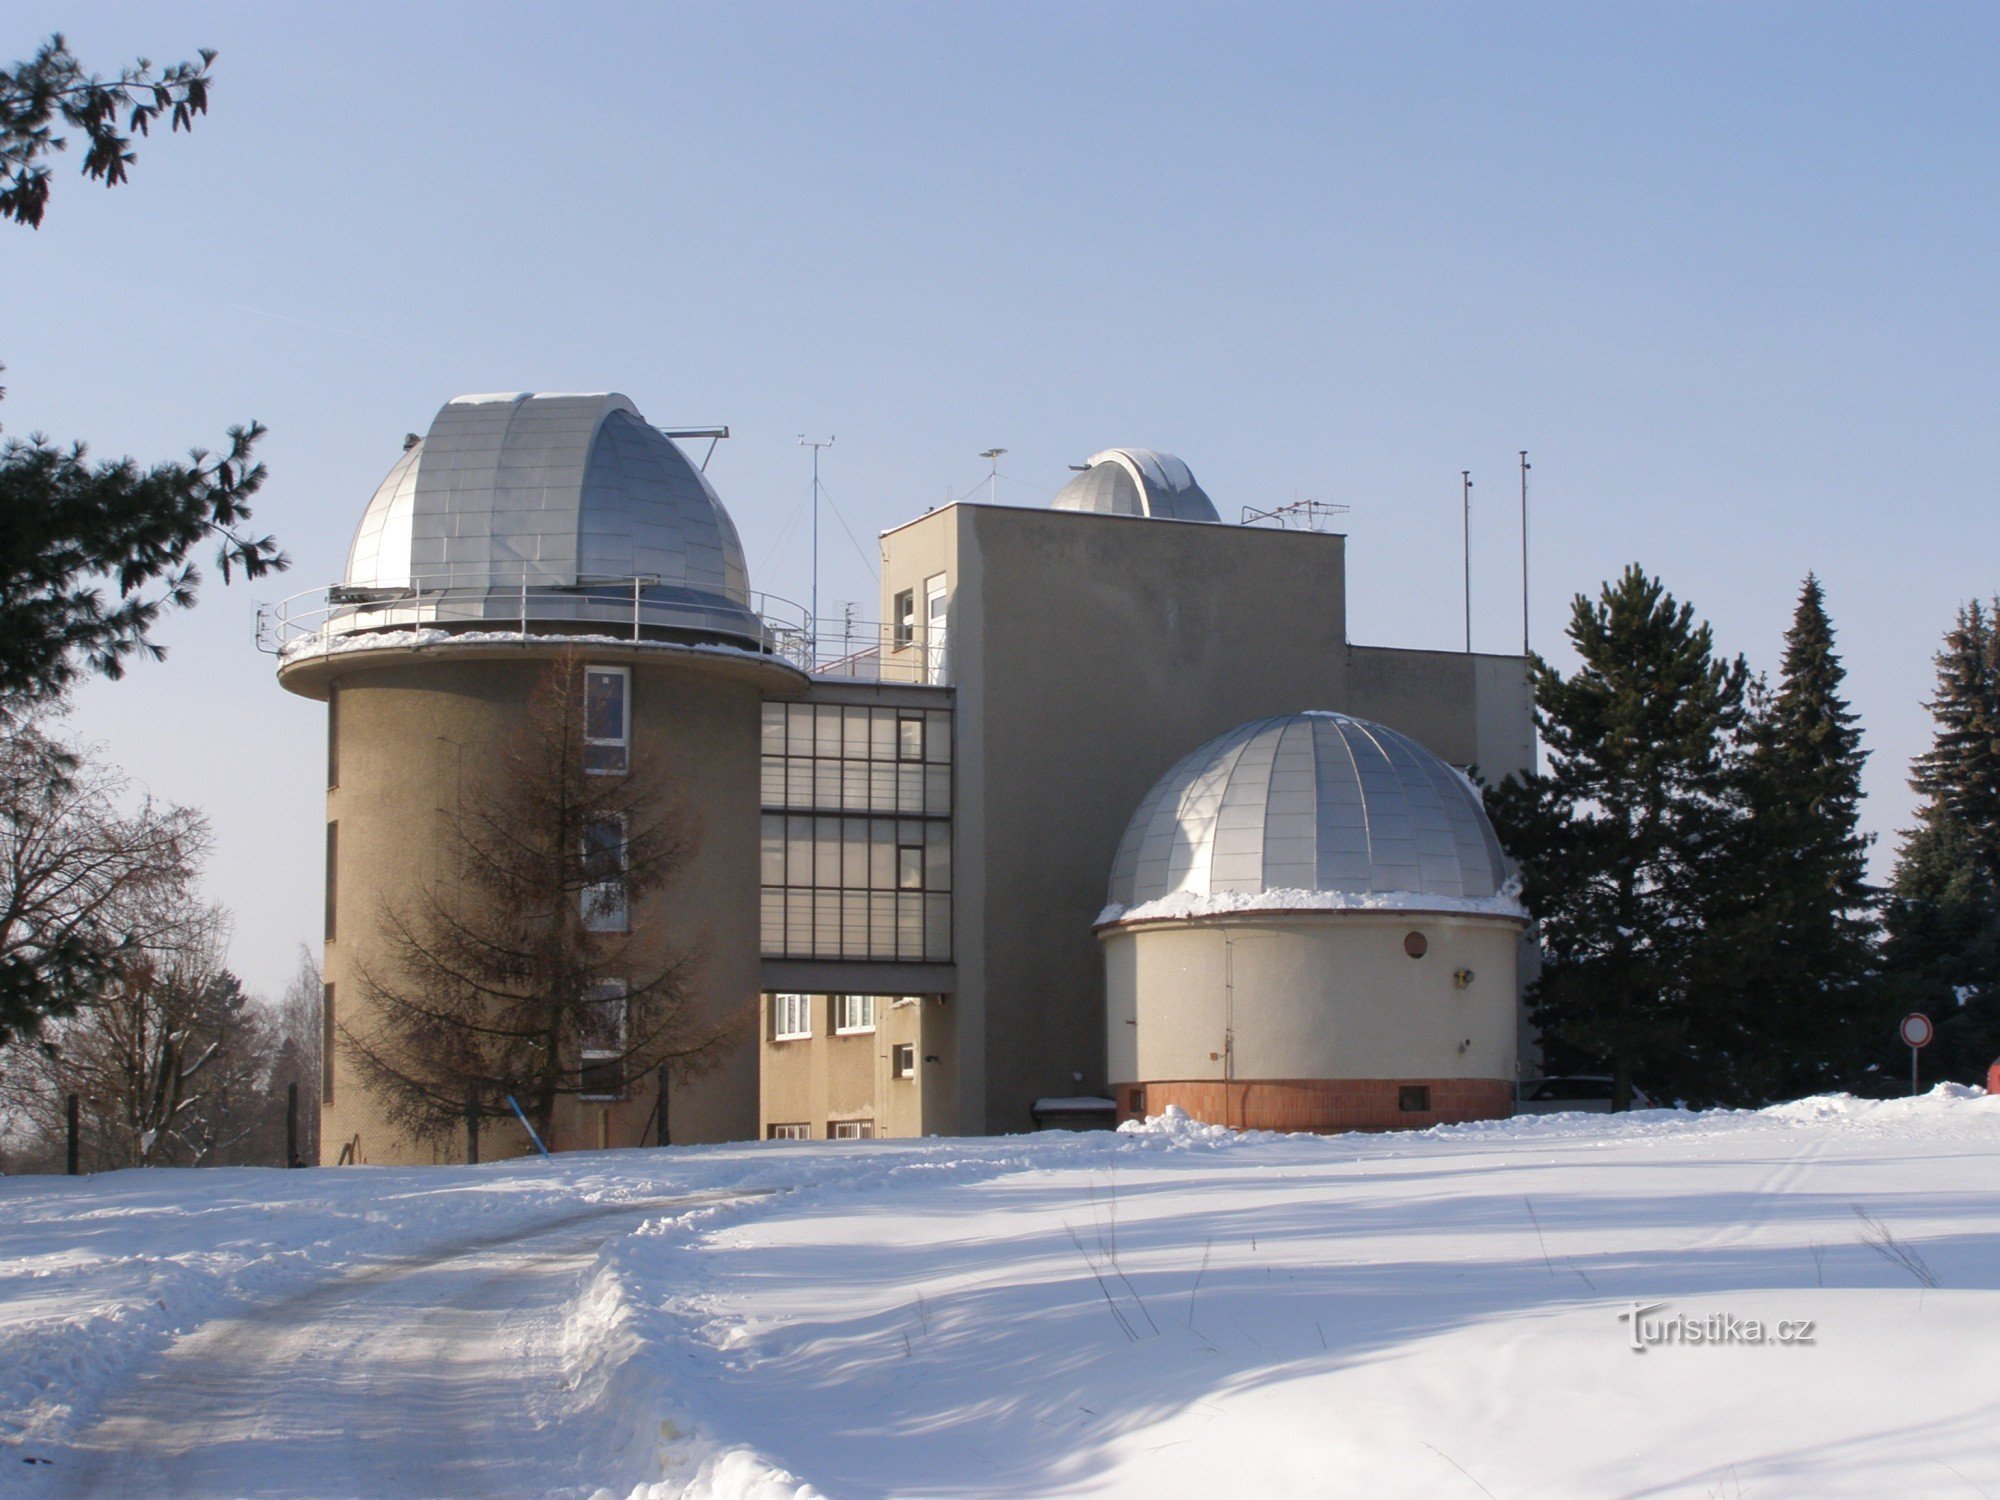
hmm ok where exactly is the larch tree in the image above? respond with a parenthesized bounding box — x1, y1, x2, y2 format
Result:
(1484, 565, 1748, 1110)
(342, 654, 744, 1152)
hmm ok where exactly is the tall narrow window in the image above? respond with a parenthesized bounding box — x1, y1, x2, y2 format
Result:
(582, 816, 628, 932)
(924, 573, 948, 685)
(326, 685, 340, 789)
(322, 982, 336, 1103)
(892, 590, 915, 649)
(580, 980, 628, 1100)
(324, 822, 338, 941)
(897, 715, 924, 761)
(584, 666, 630, 774)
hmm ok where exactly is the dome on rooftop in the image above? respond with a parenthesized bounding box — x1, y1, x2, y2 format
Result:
(340, 392, 761, 647)
(1106, 712, 1512, 912)
(1050, 448, 1220, 523)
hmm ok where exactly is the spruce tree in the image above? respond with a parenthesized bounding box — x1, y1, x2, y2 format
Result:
(1726, 575, 1877, 1098)
(1485, 565, 1748, 1109)
(1882, 602, 2000, 1085)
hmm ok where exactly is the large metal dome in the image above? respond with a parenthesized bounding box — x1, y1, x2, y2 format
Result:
(1107, 712, 1512, 911)
(1050, 449, 1220, 523)
(339, 392, 761, 647)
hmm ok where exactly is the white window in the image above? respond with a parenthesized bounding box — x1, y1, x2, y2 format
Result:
(828, 1119, 875, 1140)
(584, 667, 630, 775)
(580, 980, 628, 1100)
(773, 992, 812, 1041)
(924, 573, 948, 685)
(582, 816, 627, 932)
(892, 590, 915, 650)
(833, 994, 876, 1034)
(892, 1043, 916, 1079)
(768, 1122, 810, 1140)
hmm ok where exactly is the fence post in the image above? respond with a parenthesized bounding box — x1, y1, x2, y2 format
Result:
(287, 1081, 300, 1167)
(656, 1062, 670, 1147)
(66, 1093, 79, 1176)
(465, 1094, 481, 1165)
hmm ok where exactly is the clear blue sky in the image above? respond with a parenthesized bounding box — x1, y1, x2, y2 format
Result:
(8, 3, 1995, 999)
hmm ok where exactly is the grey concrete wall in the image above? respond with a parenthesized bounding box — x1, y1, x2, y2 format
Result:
(303, 645, 764, 1163)
(881, 503, 1536, 1136)
(1103, 913, 1520, 1085)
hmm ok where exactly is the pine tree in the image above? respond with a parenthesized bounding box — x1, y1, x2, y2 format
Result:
(1485, 565, 1748, 1109)
(1910, 600, 2000, 884)
(1724, 575, 1877, 1098)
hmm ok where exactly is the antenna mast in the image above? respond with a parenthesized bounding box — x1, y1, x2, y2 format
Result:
(1461, 470, 1473, 654)
(799, 435, 834, 663)
(1519, 450, 1531, 657)
(979, 448, 1006, 504)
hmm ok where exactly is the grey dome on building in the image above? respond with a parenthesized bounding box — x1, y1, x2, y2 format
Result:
(1050, 449, 1220, 523)
(339, 392, 762, 648)
(1106, 711, 1511, 910)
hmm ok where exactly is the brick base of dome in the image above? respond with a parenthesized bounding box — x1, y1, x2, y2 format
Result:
(1113, 1077, 1513, 1133)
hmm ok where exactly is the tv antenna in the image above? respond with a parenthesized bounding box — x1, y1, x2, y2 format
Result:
(799, 435, 834, 660)
(1239, 497, 1350, 531)
(1519, 450, 1531, 656)
(979, 448, 1007, 504)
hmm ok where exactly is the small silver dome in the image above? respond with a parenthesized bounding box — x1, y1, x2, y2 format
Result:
(1107, 712, 1510, 909)
(341, 392, 760, 647)
(1051, 449, 1220, 523)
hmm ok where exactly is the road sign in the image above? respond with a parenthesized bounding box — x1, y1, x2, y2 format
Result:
(1900, 1013, 1934, 1049)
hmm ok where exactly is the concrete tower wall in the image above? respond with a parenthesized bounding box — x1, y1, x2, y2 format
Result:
(308, 645, 765, 1163)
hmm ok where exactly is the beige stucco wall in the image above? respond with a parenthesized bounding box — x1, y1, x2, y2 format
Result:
(299, 643, 767, 1164)
(756, 993, 952, 1138)
(1104, 912, 1521, 1086)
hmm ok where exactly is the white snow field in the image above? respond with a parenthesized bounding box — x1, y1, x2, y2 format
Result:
(3, 1090, 1998, 1499)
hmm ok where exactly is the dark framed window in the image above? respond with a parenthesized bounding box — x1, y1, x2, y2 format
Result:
(1399, 1085, 1432, 1112)
(324, 822, 338, 941)
(326, 685, 339, 789)
(322, 982, 336, 1103)
(892, 590, 915, 648)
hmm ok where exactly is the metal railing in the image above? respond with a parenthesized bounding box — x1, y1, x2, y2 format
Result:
(256, 573, 948, 684)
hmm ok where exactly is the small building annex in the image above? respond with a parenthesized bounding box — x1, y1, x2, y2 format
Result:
(270, 396, 1536, 1162)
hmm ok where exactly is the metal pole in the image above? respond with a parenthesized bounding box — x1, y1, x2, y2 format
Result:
(286, 1081, 299, 1167)
(1461, 471, 1473, 653)
(1912, 1045, 1919, 1098)
(66, 1092, 79, 1176)
(798, 437, 834, 667)
(1519, 451, 1531, 656)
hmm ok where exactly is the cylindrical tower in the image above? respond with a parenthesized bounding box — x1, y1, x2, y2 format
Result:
(275, 393, 805, 1164)
(1099, 711, 1526, 1132)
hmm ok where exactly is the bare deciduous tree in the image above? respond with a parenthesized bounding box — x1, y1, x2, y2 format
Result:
(342, 653, 743, 1149)
(0, 716, 202, 1041)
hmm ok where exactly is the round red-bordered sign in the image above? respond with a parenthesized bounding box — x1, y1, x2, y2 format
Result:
(1900, 1013, 1934, 1049)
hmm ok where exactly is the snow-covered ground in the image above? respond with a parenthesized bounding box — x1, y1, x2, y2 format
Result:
(3, 1090, 1997, 1498)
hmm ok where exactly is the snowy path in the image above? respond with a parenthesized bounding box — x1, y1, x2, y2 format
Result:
(5, 1092, 2000, 1498)
(37, 1191, 767, 1499)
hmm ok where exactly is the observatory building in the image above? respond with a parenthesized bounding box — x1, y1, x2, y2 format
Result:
(271, 392, 1536, 1162)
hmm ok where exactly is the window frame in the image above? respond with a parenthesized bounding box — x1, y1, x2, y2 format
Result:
(833, 994, 876, 1035)
(581, 814, 629, 933)
(579, 979, 629, 1101)
(768, 1122, 810, 1140)
(772, 992, 812, 1041)
(583, 665, 631, 776)
(828, 1119, 875, 1140)
(891, 1042, 916, 1079)
(892, 590, 915, 649)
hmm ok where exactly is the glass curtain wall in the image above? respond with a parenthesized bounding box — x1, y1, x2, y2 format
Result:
(759, 703, 951, 961)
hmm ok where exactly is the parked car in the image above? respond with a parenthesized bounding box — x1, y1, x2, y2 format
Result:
(1515, 1076, 1653, 1113)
